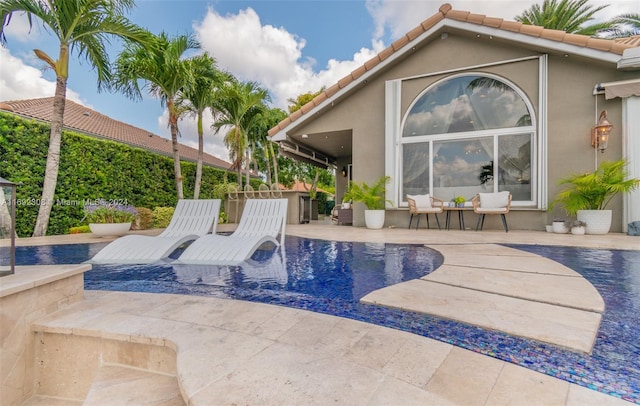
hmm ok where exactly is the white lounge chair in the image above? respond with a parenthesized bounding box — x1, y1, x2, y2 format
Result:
(173, 249, 288, 286)
(174, 198, 288, 265)
(89, 199, 221, 264)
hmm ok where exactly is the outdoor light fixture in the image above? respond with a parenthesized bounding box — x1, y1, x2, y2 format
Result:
(0, 177, 17, 276)
(592, 110, 613, 153)
(341, 166, 347, 177)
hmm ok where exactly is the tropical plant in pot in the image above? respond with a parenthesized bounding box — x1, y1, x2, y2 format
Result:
(551, 160, 640, 234)
(343, 176, 391, 229)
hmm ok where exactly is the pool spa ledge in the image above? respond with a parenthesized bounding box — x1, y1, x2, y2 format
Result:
(0, 264, 89, 406)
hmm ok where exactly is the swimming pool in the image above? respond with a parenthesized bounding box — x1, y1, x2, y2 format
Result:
(3, 237, 639, 403)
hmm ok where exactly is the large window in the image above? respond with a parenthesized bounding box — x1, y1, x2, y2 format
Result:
(401, 74, 535, 204)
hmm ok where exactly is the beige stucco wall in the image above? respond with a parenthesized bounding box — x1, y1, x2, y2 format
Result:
(286, 31, 637, 231)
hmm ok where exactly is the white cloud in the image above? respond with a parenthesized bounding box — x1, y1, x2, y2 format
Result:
(2, 12, 42, 42)
(157, 108, 232, 163)
(0, 47, 85, 104)
(365, 0, 639, 42)
(193, 6, 382, 110)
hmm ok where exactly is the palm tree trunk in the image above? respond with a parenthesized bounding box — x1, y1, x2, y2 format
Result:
(269, 142, 279, 186)
(168, 100, 184, 200)
(245, 149, 251, 189)
(264, 142, 272, 185)
(33, 76, 67, 237)
(193, 111, 204, 199)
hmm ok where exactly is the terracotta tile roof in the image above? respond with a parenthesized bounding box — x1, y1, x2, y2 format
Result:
(281, 179, 331, 195)
(615, 35, 640, 47)
(268, 3, 638, 138)
(0, 97, 232, 170)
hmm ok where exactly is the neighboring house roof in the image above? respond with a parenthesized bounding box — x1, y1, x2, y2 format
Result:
(0, 97, 232, 170)
(281, 179, 332, 195)
(269, 3, 639, 139)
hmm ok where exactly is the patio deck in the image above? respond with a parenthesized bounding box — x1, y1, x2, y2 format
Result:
(2, 221, 637, 405)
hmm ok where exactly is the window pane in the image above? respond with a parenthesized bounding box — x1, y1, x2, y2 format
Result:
(432, 138, 492, 201)
(402, 143, 430, 198)
(497, 134, 532, 201)
(403, 75, 531, 137)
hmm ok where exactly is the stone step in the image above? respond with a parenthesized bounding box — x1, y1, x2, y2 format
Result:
(83, 364, 184, 406)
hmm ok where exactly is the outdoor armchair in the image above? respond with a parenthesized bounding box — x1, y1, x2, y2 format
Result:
(406, 194, 443, 230)
(472, 191, 512, 232)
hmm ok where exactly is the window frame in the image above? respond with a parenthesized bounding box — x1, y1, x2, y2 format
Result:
(394, 72, 539, 208)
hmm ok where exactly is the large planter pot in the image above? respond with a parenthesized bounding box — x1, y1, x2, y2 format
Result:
(89, 222, 131, 237)
(577, 210, 612, 235)
(364, 210, 385, 230)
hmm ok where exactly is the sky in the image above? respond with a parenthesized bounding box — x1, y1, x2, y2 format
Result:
(0, 0, 637, 163)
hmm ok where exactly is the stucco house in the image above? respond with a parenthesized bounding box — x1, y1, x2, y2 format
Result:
(269, 3, 640, 232)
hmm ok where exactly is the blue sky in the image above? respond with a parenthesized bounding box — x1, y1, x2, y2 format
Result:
(0, 0, 636, 161)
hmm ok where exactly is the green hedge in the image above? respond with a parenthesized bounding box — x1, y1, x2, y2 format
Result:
(0, 112, 235, 236)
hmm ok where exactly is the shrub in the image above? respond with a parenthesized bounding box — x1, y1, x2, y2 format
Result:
(69, 225, 91, 234)
(153, 206, 175, 228)
(132, 207, 153, 230)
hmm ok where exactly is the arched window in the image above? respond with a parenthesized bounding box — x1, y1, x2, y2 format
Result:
(401, 74, 535, 205)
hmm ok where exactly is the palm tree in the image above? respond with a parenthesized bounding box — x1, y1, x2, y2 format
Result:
(606, 13, 640, 38)
(0, 0, 151, 236)
(112, 31, 199, 200)
(251, 107, 287, 186)
(515, 0, 614, 36)
(177, 53, 226, 199)
(210, 80, 269, 188)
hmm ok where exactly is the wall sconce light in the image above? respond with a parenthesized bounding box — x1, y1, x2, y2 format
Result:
(341, 166, 347, 177)
(591, 110, 613, 153)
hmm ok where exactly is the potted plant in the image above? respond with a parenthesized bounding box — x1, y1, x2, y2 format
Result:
(551, 160, 640, 234)
(552, 218, 570, 234)
(343, 176, 391, 229)
(84, 199, 137, 236)
(571, 220, 586, 235)
(452, 196, 466, 208)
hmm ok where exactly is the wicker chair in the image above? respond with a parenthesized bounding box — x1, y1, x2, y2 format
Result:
(406, 194, 444, 230)
(472, 191, 512, 232)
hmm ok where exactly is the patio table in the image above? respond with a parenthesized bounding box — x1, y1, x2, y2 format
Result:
(443, 206, 473, 230)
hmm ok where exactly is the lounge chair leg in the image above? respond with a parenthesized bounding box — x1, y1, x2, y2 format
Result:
(426, 214, 430, 229)
(476, 214, 484, 231)
(435, 214, 441, 230)
(416, 215, 421, 230)
(501, 214, 509, 232)
(408, 214, 414, 229)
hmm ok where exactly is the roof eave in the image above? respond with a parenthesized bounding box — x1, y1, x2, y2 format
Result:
(270, 19, 626, 142)
(445, 20, 623, 64)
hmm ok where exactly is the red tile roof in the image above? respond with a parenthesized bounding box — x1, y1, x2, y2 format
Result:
(268, 3, 638, 138)
(0, 97, 232, 170)
(281, 179, 332, 195)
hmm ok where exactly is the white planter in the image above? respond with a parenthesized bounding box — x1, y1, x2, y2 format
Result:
(571, 226, 586, 235)
(552, 221, 569, 234)
(89, 222, 131, 237)
(577, 210, 612, 235)
(364, 210, 385, 229)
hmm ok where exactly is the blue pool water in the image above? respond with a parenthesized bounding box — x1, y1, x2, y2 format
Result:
(3, 237, 639, 403)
